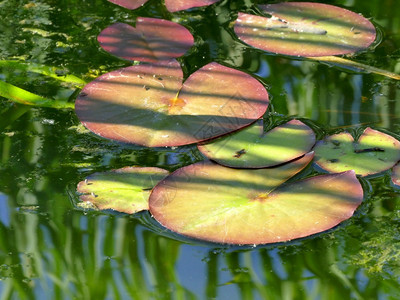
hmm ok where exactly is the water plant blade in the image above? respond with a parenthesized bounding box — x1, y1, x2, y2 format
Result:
(107, 0, 148, 10)
(308, 56, 400, 81)
(198, 119, 316, 168)
(149, 153, 363, 245)
(77, 167, 169, 214)
(165, 0, 220, 12)
(234, 2, 376, 57)
(98, 18, 194, 63)
(0, 60, 86, 86)
(75, 60, 269, 147)
(0, 80, 73, 109)
(314, 128, 400, 176)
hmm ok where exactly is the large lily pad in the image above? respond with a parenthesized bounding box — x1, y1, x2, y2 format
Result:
(198, 119, 315, 168)
(77, 167, 169, 214)
(234, 2, 376, 57)
(149, 153, 364, 245)
(314, 128, 400, 177)
(98, 18, 194, 63)
(75, 59, 269, 147)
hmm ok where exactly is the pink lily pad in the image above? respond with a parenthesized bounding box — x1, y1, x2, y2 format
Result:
(149, 153, 364, 245)
(391, 163, 400, 187)
(234, 2, 376, 57)
(107, 0, 148, 10)
(98, 18, 194, 63)
(107, 0, 219, 12)
(165, 0, 220, 12)
(314, 128, 400, 177)
(198, 119, 316, 168)
(75, 59, 269, 147)
(77, 167, 169, 214)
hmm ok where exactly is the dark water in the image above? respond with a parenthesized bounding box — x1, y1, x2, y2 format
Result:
(0, 0, 400, 298)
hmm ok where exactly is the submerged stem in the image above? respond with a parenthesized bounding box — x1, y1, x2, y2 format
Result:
(308, 56, 400, 80)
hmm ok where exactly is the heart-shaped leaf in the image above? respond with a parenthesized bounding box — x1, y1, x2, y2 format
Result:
(77, 167, 169, 214)
(165, 0, 220, 12)
(314, 128, 400, 177)
(75, 59, 269, 147)
(198, 119, 315, 168)
(98, 18, 194, 63)
(149, 152, 364, 245)
(234, 2, 376, 57)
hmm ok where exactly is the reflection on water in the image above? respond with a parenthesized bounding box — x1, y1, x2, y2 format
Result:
(0, 0, 400, 298)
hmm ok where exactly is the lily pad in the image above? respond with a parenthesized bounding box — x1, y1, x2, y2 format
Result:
(107, 0, 219, 12)
(198, 119, 315, 168)
(75, 59, 269, 147)
(77, 167, 169, 214)
(391, 163, 400, 187)
(165, 0, 220, 12)
(314, 128, 400, 177)
(107, 0, 148, 10)
(234, 2, 376, 57)
(98, 18, 194, 63)
(149, 152, 364, 245)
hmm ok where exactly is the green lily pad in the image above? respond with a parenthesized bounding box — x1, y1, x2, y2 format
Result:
(234, 2, 376, 57)
(314, 128, 400, 177)
(198, 119, 316, 168)
(149, 152, 364, 245)
(98, 18, 194, 63)
(77, 167, 169, 214)
(75, 59, 269, 147)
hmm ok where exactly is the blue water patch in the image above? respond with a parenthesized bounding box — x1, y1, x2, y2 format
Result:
(0, 194, 10, 227)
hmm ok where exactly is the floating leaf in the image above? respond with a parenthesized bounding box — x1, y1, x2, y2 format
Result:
(149, 153, 363, 245)
(391, 163, 400, 187)
(98, 18, 194, 63)
(107, 0, 219, 12)
(198, 119, 315, 168)
(107, 0, 148, 10)
(314, 128, 400, 177)
(165, 0, 220, 12)
(234, 2, 376, 57)
(77, 167, 169, 214)
(75, 59, 269, 147)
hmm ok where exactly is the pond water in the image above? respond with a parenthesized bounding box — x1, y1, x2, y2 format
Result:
(1, 0, 400, 298)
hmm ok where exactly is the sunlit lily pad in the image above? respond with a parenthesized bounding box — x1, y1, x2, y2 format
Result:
(149, 152, 364, 245)
(165, 0, 220, 12)
(98, 18, 194, 63)
(314, 128, 400, 177)
(75, 59, 269, 147)
(234, 2, 376, 57)
(77, 167, 168, 214)
(198, 119, 315, 168)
